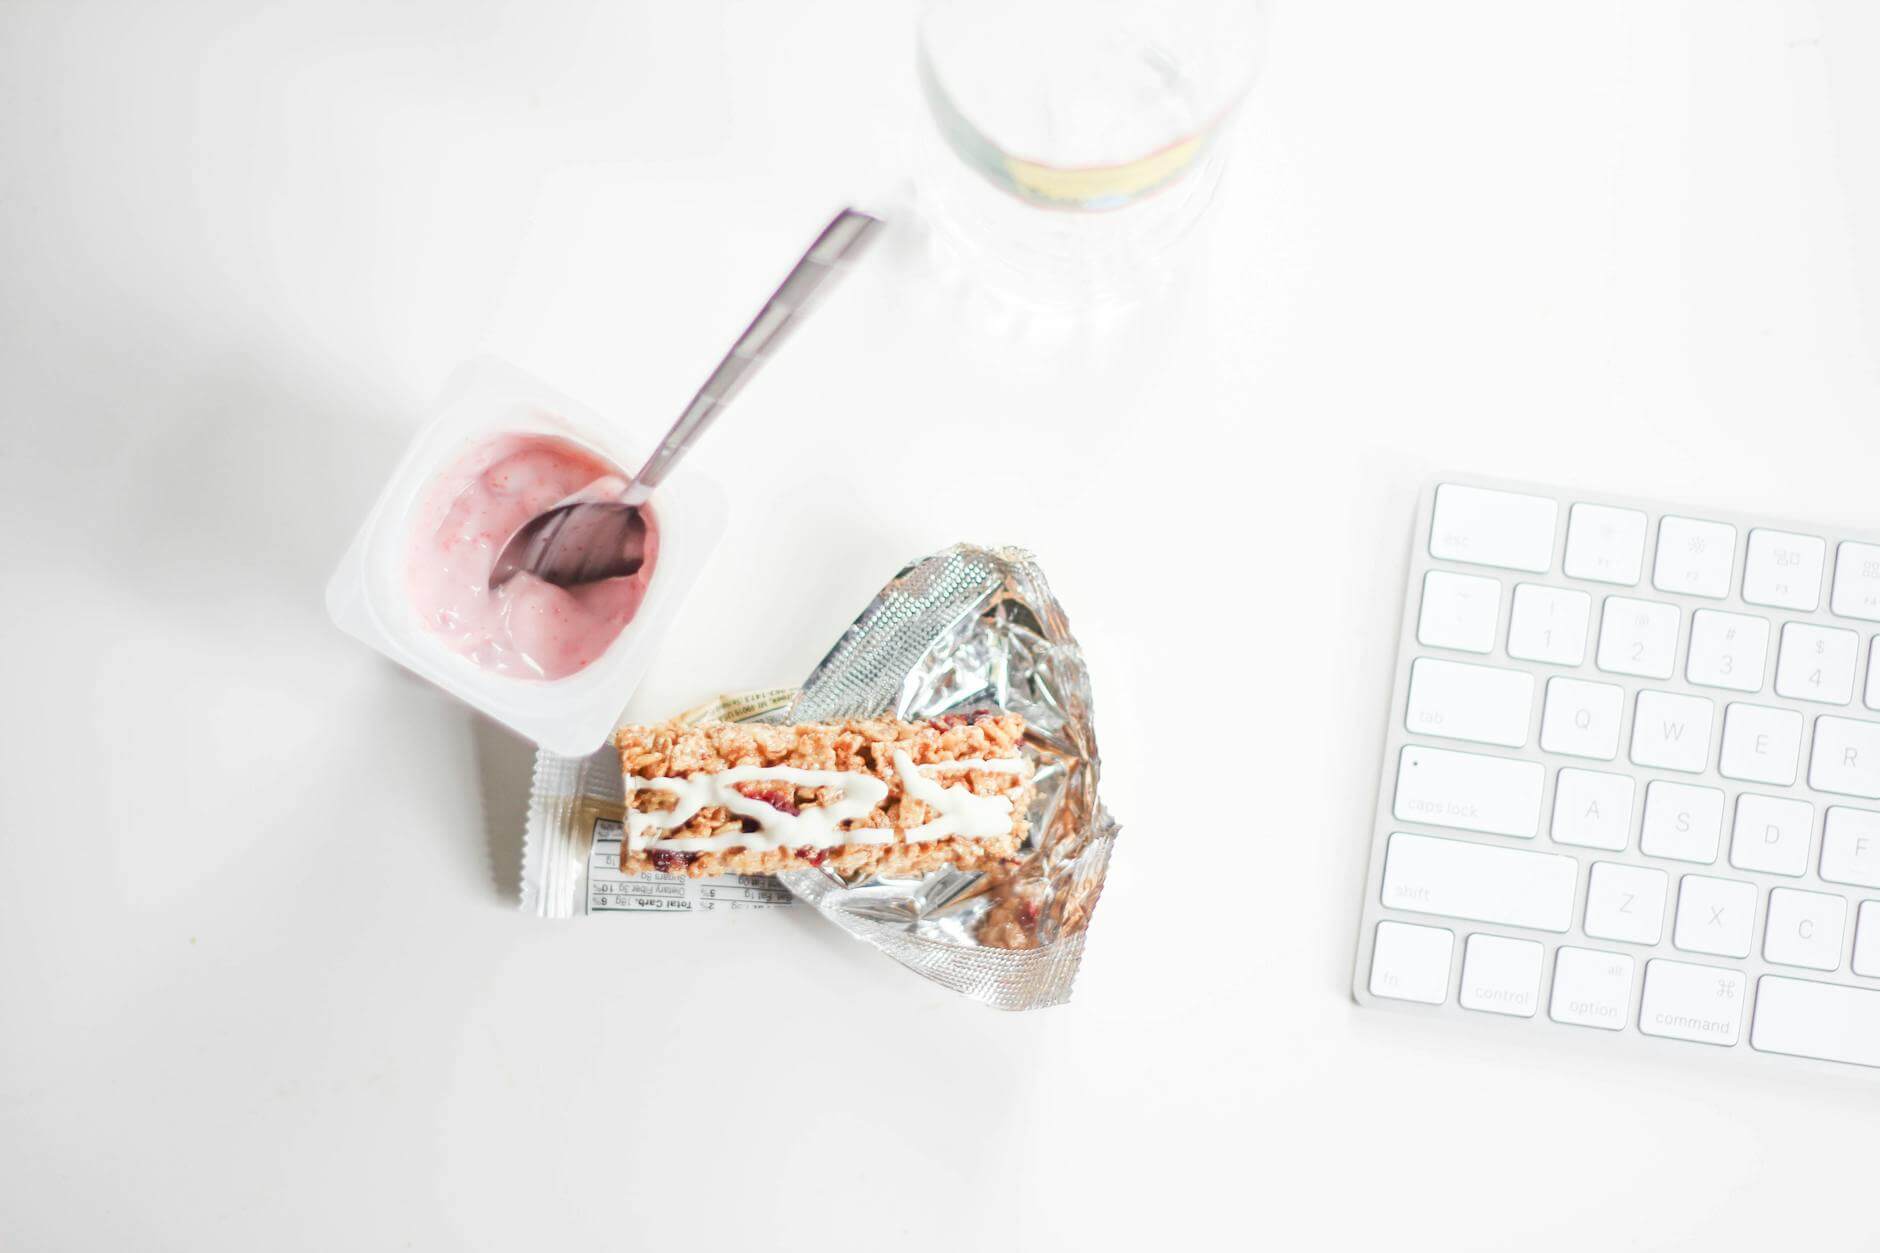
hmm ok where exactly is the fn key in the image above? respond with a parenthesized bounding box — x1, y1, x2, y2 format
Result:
(1369, 921, 1454, 1004)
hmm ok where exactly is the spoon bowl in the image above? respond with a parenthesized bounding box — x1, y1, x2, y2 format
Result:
(487, 208, 882, 591)
(487, 501, 649, 590)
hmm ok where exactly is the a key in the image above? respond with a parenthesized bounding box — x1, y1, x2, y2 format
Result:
(1810, 717, 1880, 799)
(1653, 516, 1737, 600)
(1831, 541, 1880, 622)
(1416, 570, 1501, 653)
(1550, 768, 1634, 851)
(1549, 946, 1635, 1030)
(1639, 780, 1725, 864)
(1538, 676, 1624, 760)
(1673, 874, 1756, 958)
(1742, 528, 1825, 611)
(1630, 690, 1714, 774)
(1820, 806, 1880, 888)
(1405, 658, 1534, 748)
(1717, 702, 1803, 786)
(1506, 584, 1590, 666)
(1393, 746, 1545, 837)
(1853, 902, 1880, 978)
(1380, 832, 1577, 932)
(1775, 622, 1859, 705)
(1639, 959, 1746, 1046)
(1563, 503, 1647, 586)
(1430, 484, 1557, 573)
(1596, 596, 1680, 679)
(1458, 933, 1543, 1017)
(1728, 793, 1814, 877)
(1868, 642, 1880, 712)
(1685, 609, 1769, 693)
(1751, 976, 1880, 1066)
(1368, 920, 1454, 1004)
(1583, 861, 1668, 945)
(1762, 888, 1846, 971)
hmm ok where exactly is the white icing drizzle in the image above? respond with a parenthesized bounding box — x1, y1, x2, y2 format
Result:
(624, 751, 1028, 854)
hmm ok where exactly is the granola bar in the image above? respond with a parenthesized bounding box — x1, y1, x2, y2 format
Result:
(614, 713, 1034, 878)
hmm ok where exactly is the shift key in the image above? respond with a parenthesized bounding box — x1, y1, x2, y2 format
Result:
(1382, 832, 1578, 932)
(1394, 745, 1545, 838)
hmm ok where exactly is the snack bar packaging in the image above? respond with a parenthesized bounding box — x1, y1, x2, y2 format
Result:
(521, 544, 1120, 1010)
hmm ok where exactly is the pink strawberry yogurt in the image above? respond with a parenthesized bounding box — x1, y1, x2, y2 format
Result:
(405, 432, 658, 680)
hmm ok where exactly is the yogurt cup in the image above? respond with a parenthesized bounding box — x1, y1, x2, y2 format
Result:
(327, 357, 726, 754)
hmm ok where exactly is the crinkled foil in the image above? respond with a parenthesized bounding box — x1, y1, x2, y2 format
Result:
(778, 544, 1118, 1010)
(519, 544, 1118, 1010)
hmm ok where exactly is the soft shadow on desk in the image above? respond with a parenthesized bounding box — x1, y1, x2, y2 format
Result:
(470, 713, 537, 903)
(1325, 452, 1425, 998)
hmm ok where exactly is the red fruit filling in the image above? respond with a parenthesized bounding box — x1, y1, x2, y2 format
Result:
(733, 782, 801, 816)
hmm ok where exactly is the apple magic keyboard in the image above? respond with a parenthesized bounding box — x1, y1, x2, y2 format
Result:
(1354, 478, 1880, 1074)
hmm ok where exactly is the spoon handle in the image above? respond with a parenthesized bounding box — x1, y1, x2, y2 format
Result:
(619, 208, 883, 507)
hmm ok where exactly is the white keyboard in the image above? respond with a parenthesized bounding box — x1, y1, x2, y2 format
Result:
(1354, 478, 1880, 1074)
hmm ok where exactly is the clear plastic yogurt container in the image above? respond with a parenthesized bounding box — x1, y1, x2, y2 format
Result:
(327, 357, 727, 755)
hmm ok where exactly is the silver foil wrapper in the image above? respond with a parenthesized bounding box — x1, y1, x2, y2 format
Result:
(778, 544, 1118, 1010)
(519, 544, 1118, 1010)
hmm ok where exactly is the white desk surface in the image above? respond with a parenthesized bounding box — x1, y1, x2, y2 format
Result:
(5, 2, 1880, 1249)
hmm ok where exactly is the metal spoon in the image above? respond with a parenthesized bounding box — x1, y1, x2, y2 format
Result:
(488, 207, 883, 590)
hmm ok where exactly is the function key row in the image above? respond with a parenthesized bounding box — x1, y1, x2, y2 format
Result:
(1430, 483, 1880, 619)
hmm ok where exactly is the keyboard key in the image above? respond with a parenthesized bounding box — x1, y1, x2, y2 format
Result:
(1820, 806, 1880, 888)
(1640, 960, 1746, 1045)
(1394, 746, 1544, 837)
(1549, 946, 1635, 1030)
(1430, 484, 1556, 573)
(1868, 643, 1880, 712)
(1673, 874, 1756, 958)
(1538, 676, 1624, 760)
(1854, 902, 1880, 978)
(1596, 596, 1679, 679)
(1831, 541, 1880, 621)
(1685, 610, 1768, 692)
(1728, 794, 1814, 877)
(1763, 888, 1846, 971)
(1653, 517, 1737, 599)
(1639, 781, 1725, 864)
(1717, 702, 1802, 786)
(1583, 861, 1668, 945)
(1630, 690, 1714, 774)
(1405, 658, 1534, 748)
(1810, 716, 1880, 799)
(1775, 623, 1859, 705)
(1752, 975, 1880, 1066)
(1506, 583, 1590, 665)
(1563, 503, 1646, 585)
(1416, 570, 1501, 653)
(1742, 528, 1825, 611)
(1550, 768, 1634, 851)
(1458, 933, 1543, 1017)
(1368, 920, 1454, 1004)
(1381, 832, 1577, 932)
